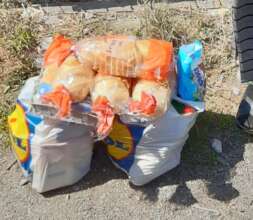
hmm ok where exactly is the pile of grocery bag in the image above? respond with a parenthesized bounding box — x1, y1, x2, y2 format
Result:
(8, 35, 205, 192)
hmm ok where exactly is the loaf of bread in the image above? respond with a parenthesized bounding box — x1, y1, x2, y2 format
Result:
(131, 80, 171, 117)
(53, 55, 95, 102)
(91, 74, 130, 112)
(41, 63, 59, 85)
(74, 36, 173, 81)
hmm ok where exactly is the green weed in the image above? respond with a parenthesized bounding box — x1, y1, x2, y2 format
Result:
(8, 25, 37, 56)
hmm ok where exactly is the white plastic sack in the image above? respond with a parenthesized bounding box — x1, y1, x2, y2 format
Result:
(105, 97, 204, 186)
(8, 77, 94, 193)
(31, 119, 93, 193)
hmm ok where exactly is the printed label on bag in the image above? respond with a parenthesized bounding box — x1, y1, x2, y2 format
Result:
(8, 103, 30, 164)
(105, 118, 145, 172)
(8, 101, 42, 173)
(106, 119, 134, 160)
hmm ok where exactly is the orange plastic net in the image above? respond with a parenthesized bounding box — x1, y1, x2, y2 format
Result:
(92, 97, 115, 136)
(44, 35, 73, 67)
(138, 39, 173, 81)
(42, 85, 72, 118)
(129, 92, 157, 115)
(74, 36, 173, 81)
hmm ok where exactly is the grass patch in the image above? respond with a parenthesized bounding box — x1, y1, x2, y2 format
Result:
(0, 0, 24, 9)
(137, 7, 232, 74)
(8, 25, 37, 56)
(0, 11, 40, 150)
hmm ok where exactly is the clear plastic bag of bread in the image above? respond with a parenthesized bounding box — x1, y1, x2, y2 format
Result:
(34, 35, 95, 118)
(90, 67, 176, 134)
(34, 34, 175, 139)
(87, 35, 176, 136)
(30, 35, 98, 138)
(73, 35, 173, 81)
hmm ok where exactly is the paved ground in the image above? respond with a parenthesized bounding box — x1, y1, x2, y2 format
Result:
(32, 0, 232, 14)
(2, 1, 253, 220)
(1, 137, 253, 219)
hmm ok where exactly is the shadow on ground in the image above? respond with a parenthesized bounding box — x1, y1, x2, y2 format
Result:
(43, 110, 253, 207)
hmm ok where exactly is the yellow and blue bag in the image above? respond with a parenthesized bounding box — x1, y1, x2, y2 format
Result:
(105, 97, 204, 186)
(8, 77, 94, 193)
(8, 78, 43, 177)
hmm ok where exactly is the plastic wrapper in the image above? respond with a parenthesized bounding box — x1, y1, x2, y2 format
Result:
(177, 40, 205, 101)
(91, 75, 131, 113)
(105, 97, 205, 186)
(42, 54, 95, 103)
(33, 34, 175, 138)
(30, 119, 93, 193)
(131, 80, 170, 117)
(90, 75, 175, 137)
(73, 35, 174, 81)
(8, 77, 94, 193)
(39, 35, 95, 117)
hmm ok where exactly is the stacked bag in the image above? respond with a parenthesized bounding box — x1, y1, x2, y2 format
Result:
(8, 77, 93, 193)
(106, 39, 205, 185)
(8, 35, 205, 192)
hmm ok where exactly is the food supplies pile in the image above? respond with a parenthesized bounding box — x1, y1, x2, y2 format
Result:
(8, 35, 205, 192)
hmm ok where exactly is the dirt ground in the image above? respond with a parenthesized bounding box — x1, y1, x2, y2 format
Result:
(1, 1, 253, 220)
(1, 127, 253, 220)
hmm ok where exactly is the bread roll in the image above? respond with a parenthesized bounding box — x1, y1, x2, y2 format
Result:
(132, 80, 170, 117)
(91, 75, 130, 112)
(52, 55, 95, 102)
(41, 63, 59, 85)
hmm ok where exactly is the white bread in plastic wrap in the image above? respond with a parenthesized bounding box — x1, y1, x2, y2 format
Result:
(132, 80, 171, 117)
(91, 75, 130, 112)
(41, 55, 95, 102)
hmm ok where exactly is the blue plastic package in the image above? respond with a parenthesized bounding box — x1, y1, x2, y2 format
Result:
(177, 40, 205, 101)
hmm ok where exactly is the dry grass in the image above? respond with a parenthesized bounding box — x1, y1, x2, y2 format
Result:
(0, 10, 41, 150)
(139, 7, 233, 74)
(48, 6, 233, 75)
(137, 6, 242, 116)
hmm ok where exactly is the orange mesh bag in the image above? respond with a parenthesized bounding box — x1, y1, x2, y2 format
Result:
(130, 80, 171, 117)
(42, 85, 72, 118)
(129, 92, 157, 115)
(90, 74, 131, 136)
